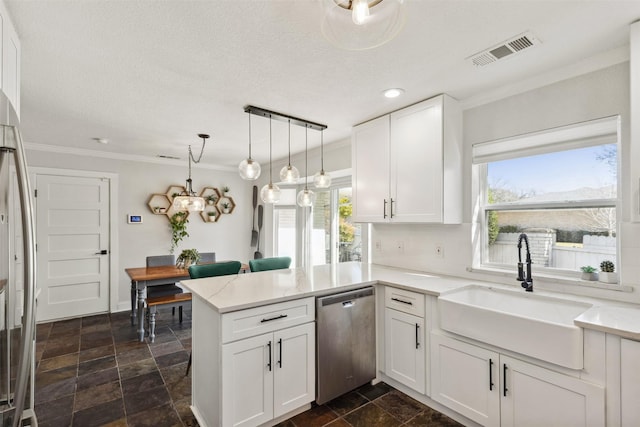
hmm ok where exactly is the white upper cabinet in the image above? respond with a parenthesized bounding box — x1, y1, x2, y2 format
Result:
(0, 2, 20, 117)
(352, 94, 462, 223)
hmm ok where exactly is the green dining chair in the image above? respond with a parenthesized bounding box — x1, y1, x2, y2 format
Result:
(249, 256, 291, 272)
(185, 260, 242, 376)
(188, 261, 242, 279)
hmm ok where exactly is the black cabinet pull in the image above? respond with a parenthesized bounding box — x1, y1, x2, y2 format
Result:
(267, 341, 272, 371)
(383, 199, 388, 218)
(94, 249, 108, 255)
(489, 359, 494, 391)
(261, 314, 288, 323)
(415, 323, 420, 349)
(503, 363, 508, 396)
(391, 298, 413, 305)
(278, 338, 282, 368)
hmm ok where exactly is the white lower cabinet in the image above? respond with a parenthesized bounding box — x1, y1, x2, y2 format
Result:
(384, 307, 426, 394)
(431, 333, 605, 427)
(222, 322, 315, 427)
(620, 338, 640, 426)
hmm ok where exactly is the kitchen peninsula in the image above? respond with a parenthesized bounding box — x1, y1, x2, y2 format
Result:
(181, 262, 640, 427)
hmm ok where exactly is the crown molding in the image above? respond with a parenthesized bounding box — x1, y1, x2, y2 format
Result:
(460, 45, 630, 110)
(24, 142, 237, 172)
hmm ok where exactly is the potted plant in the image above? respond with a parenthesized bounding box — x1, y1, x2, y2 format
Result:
(206, 194, 217, 205)
(176, 248, 200, 269)
(222, 186, 230, 195)
(169, 212, 189, 254)
(599, 260, 618, 284)
(580, 266, 598, 281)
(221, 202, 231, 213)
(207, 211, 217, 222)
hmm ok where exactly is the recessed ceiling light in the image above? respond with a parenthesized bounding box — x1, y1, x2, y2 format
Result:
(383, 88, 404, 98)
(92, 137, 108, 144)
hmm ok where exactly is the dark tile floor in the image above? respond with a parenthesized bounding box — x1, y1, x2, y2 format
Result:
(35, 307, 463, 427)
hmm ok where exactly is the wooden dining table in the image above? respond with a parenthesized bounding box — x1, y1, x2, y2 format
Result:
(125, 262, 249, 342)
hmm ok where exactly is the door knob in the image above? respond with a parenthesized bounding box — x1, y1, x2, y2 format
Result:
(95, 249, 108, 255)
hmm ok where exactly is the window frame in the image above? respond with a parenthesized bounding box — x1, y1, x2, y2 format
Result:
(472, 116, 621, 282)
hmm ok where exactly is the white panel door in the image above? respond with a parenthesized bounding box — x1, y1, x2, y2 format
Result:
(430, 333, 500, 427)
(384, 307, 425, 393)
(36, 174, 109, 321)
(352, 115, 390, 222)
(273, 323, 315, 418)
(390, 96, 443, 222)
(222, 333, 273, 427)
(501, 355, 605, 427)
(620, 339, 640, 426)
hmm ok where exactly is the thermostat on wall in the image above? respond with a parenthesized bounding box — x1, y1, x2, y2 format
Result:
(127, 214, 143, 224)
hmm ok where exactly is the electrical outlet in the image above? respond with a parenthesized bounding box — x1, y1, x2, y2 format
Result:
(375, 240, 382, 251)
(397, 241, 404, 253)
(435, 245, 444, 258)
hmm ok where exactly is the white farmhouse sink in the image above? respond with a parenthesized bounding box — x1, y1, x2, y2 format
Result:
(438, 285, 592, 369)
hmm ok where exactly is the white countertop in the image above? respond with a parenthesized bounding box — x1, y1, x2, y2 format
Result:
(181, 261, 640, 340)
(180, 262, 468, 313)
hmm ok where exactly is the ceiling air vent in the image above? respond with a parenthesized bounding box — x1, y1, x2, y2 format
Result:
(467, 32, 540, 67)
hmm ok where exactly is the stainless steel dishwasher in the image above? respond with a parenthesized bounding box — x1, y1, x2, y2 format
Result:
(316, 287, 376, 404)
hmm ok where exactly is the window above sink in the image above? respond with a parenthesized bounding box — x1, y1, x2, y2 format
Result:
(472, 116, 620, 287)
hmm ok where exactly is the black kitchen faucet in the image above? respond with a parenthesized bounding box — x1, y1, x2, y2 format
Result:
(517, 233, 534, 292)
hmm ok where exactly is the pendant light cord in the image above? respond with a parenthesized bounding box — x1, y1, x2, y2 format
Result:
(320, 129, 325, 172)
(288, 119, 292, 166)
(248, 114, 252, 159)
(304, 125, 309, 189)
(186, 134, 208, 195)
(269, 117, 273, 183)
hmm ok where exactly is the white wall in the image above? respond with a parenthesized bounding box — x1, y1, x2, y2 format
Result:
(371, 62, 640, 304)
(25, 148, 252, 312)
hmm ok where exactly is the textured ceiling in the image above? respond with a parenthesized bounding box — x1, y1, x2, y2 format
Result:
(6, 0, 640, 168)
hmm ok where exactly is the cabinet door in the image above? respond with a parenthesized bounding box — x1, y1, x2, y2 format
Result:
(501, 355, 605, 427)
(390, 97, 443, 222)
(384, 308, 425, 393)
(352, 115, 390, 222)
(222, 333, 274, 427)
(621, 338, 640, 426)
(430, 333, 500, 427)
(273, 323, 315, 418)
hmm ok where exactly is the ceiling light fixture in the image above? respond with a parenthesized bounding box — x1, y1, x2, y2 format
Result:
(172, 134, 209, 212)
(279, 119, 300, 183)
(383, 88, 404, 98)
(321, 0, 406, 51)
(297, 126, 316, 207)
(260, 117, 281, 204)
(238, 113, 261, 180)
(313, 129, 331, 189)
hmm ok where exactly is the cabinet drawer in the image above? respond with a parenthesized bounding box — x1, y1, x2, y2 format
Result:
(221, 297, 315, 343)
(385, 286, 425, 317)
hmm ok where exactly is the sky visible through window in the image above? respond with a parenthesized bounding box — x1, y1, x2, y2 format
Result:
(488, 144, 616, 197)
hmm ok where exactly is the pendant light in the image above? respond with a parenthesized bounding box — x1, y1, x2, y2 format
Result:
(260, 117, 281, 204)
(238, 113, 261, 180)
(279, 119, 300, 183)
(172, 134, 209, 212)
(297, 126, 316, 207)
(321, 0, 406, 51)
(313, 129, 332, 188)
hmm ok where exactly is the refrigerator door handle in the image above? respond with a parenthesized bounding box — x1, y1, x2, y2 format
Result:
(9, 126, 37, 427)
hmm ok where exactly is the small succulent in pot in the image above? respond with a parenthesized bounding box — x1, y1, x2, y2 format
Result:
(176, 248, 200, 269)
(599, 260, 618, 284)
(206, 194, 217, 205)
(222, 186, 230, 194)
(580, 265, 598, 281)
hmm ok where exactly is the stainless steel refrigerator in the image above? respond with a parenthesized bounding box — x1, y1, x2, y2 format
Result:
(0, 90, 37, 427)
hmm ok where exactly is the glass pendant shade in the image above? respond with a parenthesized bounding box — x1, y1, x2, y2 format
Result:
(261, 182, 281, 204)
(172, 195, 205, 212)
(297, 187, 316, 207)
(280, 164, 300, 183)
(313, 170, 332, 188)
(238, 158, 261, 180)
(321, 0, 406, 51)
